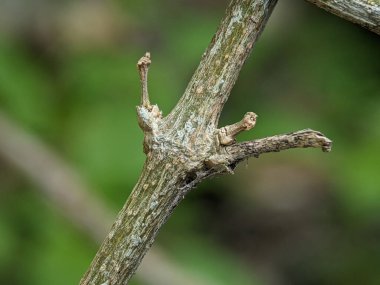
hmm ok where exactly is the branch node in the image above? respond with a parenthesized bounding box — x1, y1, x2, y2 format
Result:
(136, 53, 163, 155)
(205, 154, 234, 174)
(218, 112, 257, 146)
(136, 52, 162, 134)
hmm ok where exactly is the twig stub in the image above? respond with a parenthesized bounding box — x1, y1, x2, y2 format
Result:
(218, 112, 258, 146)
(136, 52, 162, 154)
(137, 52, 152, 109)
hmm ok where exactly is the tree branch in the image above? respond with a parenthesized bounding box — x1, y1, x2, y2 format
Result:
(0, 111, 214, 285)
(305, 0, 380, 35)
(163, 0, 277, 145)
(79, 1, 333, 284)
(225, 129, 332, 163)
(80, 2, 279, 284)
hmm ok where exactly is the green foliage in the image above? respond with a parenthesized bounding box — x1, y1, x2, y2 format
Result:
(0, 41, 57, 135)
(166, 235, 259, 285)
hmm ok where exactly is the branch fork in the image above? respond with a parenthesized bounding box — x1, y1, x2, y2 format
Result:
(135, 51, 333, 177)
(206, 112, 332, 174)
(81, 1, 335, 283)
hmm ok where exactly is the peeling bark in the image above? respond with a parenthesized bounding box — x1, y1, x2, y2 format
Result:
(80, 0, 333, 284)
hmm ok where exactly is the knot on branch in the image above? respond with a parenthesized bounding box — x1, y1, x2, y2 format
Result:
(201, 112, 259, 174)
(204, 154, 234, 174)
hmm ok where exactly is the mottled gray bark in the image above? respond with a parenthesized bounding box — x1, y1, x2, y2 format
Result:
(225, 129, 332, 163)
(305, 0, 380, 35)
(0, 111, 217, 285)
(80, 0, 332, 284)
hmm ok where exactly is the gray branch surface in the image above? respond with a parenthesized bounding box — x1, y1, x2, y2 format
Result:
(306, 0, 380, 35)
(80, 0, 333, 284)
(226, 129, 332, 163)
(0, 112, 216, 285)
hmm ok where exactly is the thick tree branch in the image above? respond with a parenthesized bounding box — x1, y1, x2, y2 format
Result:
(305, 0, 380, 35)
(0, 112, 214, 285)
(225, 129, 332, 163)
(163, 0, 277, 146)
(80, 2, 279, 284)
(79, 1, 333, 284)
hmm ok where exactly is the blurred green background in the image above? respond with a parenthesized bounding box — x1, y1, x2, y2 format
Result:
(0, 0, 379, 284)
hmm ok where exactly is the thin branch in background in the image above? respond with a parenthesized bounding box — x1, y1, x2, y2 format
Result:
(305, 0, 380, 35)
(0, 111, 215, 285)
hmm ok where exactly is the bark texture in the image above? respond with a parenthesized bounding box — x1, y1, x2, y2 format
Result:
(80, 0, 332, 284)
(226, 129, 332, 163)
(0, 111, 216, 285)
(306, 0, 380, 35)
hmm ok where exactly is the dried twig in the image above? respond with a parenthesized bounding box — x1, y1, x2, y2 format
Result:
(225, 129, 332, 163)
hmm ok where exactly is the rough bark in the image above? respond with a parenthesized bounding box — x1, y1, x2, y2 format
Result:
(80, 0, 332, 284)
(226, 129, 332, 163)
(0, 111, 216, 285)
(305, 0, 380, 35)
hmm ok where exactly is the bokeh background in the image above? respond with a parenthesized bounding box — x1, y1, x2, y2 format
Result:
(0, 0, 379, 284)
